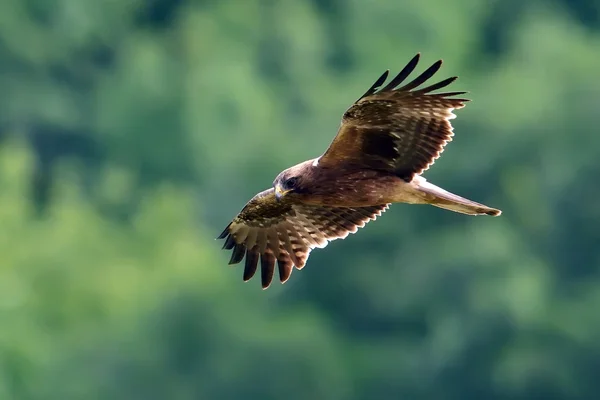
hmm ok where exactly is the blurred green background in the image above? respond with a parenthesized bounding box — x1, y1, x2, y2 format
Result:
(0, 0, 599, 399)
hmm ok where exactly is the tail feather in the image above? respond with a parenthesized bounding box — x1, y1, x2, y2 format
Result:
(414, 178, 501, 216)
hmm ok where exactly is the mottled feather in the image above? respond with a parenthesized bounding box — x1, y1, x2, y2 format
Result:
(218, 189, 388, 289)
(317, 53, 469, 180)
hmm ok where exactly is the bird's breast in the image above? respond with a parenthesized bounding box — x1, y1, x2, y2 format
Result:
(298, 169, 404, 207)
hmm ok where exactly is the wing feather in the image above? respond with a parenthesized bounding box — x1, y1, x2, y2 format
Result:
(243, 249, 259, 281)
(356, 70, 389, 101)
(222, 234, 235, 250)
(396, 59, 442, 92)
(229, 244, 245, 265)
(379, 53, 420, 93)
(260, 251, 276, 288)
(277, 254, 294, 284)
(317, 53, 469, 181)
(218, 189, 389, 289)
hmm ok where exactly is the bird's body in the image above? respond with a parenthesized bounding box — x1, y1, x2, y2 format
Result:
(219, 54, 502, 289)
(271, 160, 397, 207)
(267, 159, 498, 214)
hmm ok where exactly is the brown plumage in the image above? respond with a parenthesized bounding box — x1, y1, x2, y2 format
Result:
(218, 53, 502, 289)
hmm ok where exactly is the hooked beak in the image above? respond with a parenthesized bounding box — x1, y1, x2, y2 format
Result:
(274, 184, 290, 202)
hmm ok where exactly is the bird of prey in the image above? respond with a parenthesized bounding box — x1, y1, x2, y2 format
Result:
(218, 53, 501, 289)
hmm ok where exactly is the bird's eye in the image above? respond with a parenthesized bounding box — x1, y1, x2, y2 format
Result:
(285, 177, 299, 189)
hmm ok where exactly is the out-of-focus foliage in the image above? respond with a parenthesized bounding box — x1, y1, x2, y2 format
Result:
(0, 0, 598, 399)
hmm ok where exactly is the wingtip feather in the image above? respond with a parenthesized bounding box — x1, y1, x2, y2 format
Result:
(217, 223, 231, 239)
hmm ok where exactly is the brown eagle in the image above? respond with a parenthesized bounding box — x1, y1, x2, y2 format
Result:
(218, 53, 501, 289)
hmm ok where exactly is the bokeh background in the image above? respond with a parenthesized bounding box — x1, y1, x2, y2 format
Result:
(0, 0, 599, 399)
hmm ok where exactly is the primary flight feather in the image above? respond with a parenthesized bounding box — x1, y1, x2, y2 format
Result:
(218, 53, 501, 289)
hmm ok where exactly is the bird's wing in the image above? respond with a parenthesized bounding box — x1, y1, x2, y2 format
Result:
(218, 188, 389, 289)
(316, 53, 469, 181)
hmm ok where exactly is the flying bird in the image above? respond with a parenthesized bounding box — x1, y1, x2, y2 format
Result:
(218, 53, 501, 289)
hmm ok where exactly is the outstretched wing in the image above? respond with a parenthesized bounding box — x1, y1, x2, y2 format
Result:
(218, 189, 389, 289)
(316, 53, 469, 181)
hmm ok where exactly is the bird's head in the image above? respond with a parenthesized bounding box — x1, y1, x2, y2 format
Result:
(273, 163, 310, 202)
(273, 173, 302, 202)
